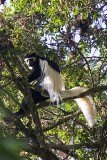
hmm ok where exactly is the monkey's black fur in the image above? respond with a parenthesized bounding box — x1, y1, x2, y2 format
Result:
(15, 53, 60, 117)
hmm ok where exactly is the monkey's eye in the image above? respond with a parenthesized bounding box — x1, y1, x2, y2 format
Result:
(26, 59, 29, 63)
(29, 59, 34, 62)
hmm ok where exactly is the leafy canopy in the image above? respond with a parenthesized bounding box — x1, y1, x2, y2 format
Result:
(0, 0, 107, 159)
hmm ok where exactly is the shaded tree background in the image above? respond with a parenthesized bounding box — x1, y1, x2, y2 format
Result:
(0, 0, 107, 159)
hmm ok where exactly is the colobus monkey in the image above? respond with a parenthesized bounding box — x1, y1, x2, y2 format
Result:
(16, 53, 96, 127)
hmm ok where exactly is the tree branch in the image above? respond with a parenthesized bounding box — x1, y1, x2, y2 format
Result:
(48, 137, 107, 150)
(43, 110, 81, 132)
(35, 85, 107, 102)
(69, 85, 107, 99)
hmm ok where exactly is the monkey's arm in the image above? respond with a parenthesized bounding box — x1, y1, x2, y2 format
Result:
(28, 70, 41, 83)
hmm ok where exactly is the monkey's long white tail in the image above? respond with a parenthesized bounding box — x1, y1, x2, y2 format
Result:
(60, 87, 96, 127)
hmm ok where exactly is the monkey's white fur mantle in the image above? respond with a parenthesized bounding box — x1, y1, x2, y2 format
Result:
(39, 59, 96, 127)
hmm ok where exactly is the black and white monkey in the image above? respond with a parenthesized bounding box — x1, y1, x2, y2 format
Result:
(16, 53, 96, 127)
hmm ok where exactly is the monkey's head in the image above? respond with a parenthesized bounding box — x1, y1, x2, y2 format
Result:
(24, 53, 37, 70)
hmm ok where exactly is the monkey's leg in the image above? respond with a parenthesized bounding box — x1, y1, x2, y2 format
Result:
(15, 89, 49, 117)
(14, 99, 29, 117)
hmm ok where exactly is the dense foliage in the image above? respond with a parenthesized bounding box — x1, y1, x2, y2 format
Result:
(0, 0, 107, 159)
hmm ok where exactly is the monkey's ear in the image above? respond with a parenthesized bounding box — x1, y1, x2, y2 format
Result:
(31, 53, 36, 57)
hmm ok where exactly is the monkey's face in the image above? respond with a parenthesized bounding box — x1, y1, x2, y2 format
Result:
(24, 57, 36, 70)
